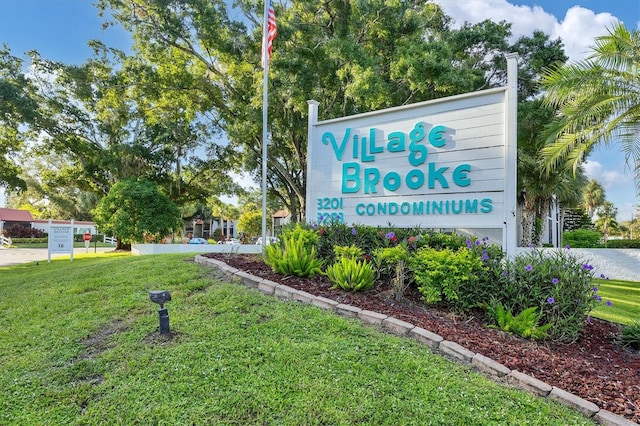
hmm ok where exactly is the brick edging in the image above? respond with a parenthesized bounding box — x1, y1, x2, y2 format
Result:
(195, 255, 636, 426)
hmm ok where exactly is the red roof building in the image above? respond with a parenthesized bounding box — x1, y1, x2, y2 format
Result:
(0, 208, 34, 224)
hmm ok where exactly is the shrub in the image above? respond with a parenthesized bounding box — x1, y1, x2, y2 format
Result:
(409, 247, 482, 310)
(562, 229, 603, 248)
(496, 247, 601, 341)
(281, 223, 319, 250)
(487, 301, 552, 340)
(263, 233, 323, 277)
(6, 224, 45, 238)
(315, 222, 377, 263)
(314, 222, 420, 263)
(563, 207, 596, 231)
(333, 244, 363, 260)
(418, 232, 469, 250)
(373, 245, 412, 300)
(604, 239, 640, 249)
(8, 237, 48, 244)
(456, 237, 505, 308)
(617, 321, 640, 350)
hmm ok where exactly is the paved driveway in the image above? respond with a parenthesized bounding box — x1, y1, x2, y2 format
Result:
(0, 247, 115, 267)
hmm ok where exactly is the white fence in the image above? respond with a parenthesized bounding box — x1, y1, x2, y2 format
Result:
(1, 235, 11, 248)
(516, 247, 640, 282)
(103, 236, 116, 245)
(131, 243, 262, 255)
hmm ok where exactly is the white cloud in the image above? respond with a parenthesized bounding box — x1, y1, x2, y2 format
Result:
(583, 159, 603, 177)
(555, 7, 618, 60)
(584, 160, 632, 189)
(434, 0, 619, 61)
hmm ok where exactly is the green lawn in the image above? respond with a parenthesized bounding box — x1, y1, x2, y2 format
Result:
(590, 278, 640, 325)
(0, 254, 596, 425)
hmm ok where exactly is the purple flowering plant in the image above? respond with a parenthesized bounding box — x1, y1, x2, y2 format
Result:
(492, 246, 606, 341)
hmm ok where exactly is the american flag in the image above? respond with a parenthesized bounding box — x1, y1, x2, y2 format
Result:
(265, 0, 277, 65)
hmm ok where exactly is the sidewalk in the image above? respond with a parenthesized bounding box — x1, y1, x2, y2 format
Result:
(0, 247, 115, 267)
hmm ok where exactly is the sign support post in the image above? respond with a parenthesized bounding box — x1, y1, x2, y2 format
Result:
(504, 53, 519, 259)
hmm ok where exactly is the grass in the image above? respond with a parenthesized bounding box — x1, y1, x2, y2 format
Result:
(0, 253, 597, 425)
(11, 241, 116, 249)
(590, 278, 640, 325)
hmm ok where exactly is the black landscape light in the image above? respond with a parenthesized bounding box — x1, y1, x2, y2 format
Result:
(148, 290, 171, 335)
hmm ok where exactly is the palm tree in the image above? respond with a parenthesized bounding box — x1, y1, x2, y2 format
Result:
(582, 179, 606, 219)
(595, 201, 619, 240)
(517, 100, 588, 246)
(541, 23, 640, 191)
(210, 197, 240, 240)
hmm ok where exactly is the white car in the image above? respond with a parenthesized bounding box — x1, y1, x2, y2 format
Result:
(256, 237, 279, 245)
(227, 238, 242, 245)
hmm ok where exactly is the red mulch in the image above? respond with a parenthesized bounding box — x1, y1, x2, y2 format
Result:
(203, 253, 640, 423)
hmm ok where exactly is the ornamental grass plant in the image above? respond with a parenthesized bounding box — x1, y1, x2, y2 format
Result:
(264, 225, 323, 277)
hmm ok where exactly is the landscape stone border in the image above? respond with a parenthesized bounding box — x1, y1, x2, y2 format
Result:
(195, 255, 636, 426)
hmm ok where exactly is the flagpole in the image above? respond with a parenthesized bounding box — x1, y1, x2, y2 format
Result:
(261, 0, 269, 247)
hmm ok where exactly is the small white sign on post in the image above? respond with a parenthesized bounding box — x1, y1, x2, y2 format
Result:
(48, 219, 74, 263)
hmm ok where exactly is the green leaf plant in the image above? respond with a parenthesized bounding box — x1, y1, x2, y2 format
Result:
(616, 320, 640, 350)
(487, 301, 552, 340)
(373, 245, 412, 300)
(409, 247, 481, 310)
(326, 245, 375, 292)
(263, 233, 323, 278)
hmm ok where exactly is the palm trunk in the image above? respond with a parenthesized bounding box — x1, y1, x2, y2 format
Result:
(535, 198, 551, 246)
(521, 195, 535, 247)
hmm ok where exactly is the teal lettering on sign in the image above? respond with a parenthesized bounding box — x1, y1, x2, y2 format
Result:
(321, 121, 478, 195)
(354, 198, 494, 216)
(317, 120, 498, 221)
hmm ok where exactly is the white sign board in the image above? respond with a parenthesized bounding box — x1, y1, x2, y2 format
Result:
(306, 54, 518, 255)
(48, 219, 74, 262)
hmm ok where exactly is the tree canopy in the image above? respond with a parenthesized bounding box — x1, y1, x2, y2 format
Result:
(0, 47, 37, 190)
(97, 0, 566, 221)
(92, 178, 182, 246)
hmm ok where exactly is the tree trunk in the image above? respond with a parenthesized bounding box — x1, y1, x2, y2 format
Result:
(535, 198, 551, 247)
(115, 237, 131, 251)
(521, 195, 535, 247)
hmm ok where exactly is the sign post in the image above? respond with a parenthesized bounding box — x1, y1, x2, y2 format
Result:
(83, 232, 92, 252)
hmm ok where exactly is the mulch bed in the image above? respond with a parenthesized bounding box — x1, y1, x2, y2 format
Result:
(203, 253, 640, 423)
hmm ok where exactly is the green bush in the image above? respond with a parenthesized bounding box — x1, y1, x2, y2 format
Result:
(263, 233, 323, 277)
(280, 223, 319, 250)
(333, 244, 363, 260)
(409, 247, 482, 310)
(562, 229, 603, 248)
(617, 320, 640, 350)
(455, 237, 506, 308)
(9, 237, 48, 244)
(314, 222, 417, 263)
(487, 301, 552, 340)
(496, 248, 601, 341)
(373, 245, 412, 300)
(603, 239, 640, 249)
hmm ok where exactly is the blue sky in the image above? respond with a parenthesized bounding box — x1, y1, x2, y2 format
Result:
(1, 0, 639, 220)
